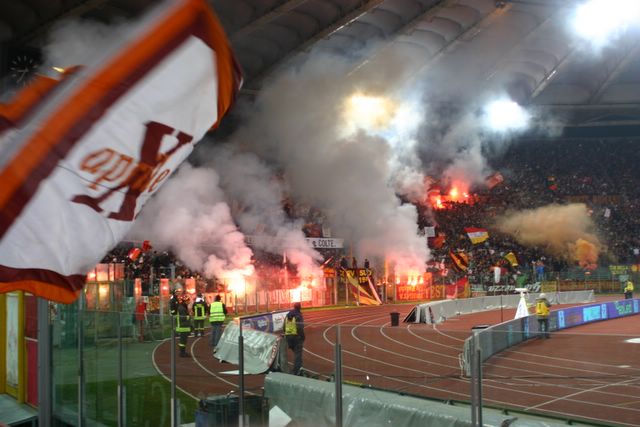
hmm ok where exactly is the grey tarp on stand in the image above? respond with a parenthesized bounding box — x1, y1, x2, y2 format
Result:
(264, 373, 592, 427)
(215, 322, 280, 374)
(410, 291, 595, 324)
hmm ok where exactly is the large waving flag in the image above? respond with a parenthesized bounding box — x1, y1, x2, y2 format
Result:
(0, 0, 242, 303)
(449, 250, 469, 273)
(464, 227, 489, 244)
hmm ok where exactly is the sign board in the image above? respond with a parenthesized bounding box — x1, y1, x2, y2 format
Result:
(306, 238, 344, 249)
(244, 236, 344, 249)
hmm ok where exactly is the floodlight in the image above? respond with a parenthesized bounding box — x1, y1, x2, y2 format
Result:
(484, 99, 530, 132)
(571, 0, 640, 47)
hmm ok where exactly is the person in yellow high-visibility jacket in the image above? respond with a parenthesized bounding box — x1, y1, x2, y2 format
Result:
(209, 295, 227, 353)
(624, 280, 634, 300)
(284, 302, 305, 375)
(535, 293, 552, 339)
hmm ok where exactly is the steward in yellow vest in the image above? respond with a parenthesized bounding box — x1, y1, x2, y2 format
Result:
(624, 280, 634, 299)
(284, 302, 305, 375)
(535, 293, 551, 339)
(209, 295, 227, 352)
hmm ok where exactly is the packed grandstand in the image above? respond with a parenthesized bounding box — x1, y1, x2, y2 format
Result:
(99, 137, 640, 299)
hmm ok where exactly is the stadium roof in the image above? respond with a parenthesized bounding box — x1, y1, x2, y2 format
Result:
(2, 0, 640, 130)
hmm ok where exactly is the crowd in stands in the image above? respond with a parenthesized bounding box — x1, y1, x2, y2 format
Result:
(423, 138, 640, 285)
(99, 138, 640, 290)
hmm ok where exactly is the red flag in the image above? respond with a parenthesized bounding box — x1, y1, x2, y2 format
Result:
(446, 276, 469, 299)
(142, 240, 152, 252)
(128, 247, 142, 261)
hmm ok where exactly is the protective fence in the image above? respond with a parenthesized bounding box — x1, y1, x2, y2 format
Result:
(463, 297, 640, 376)
(463, 325, 640, 425)
(42, 295, 637, 427)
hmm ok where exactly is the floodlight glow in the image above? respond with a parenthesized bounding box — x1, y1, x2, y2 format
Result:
(571, 0, 640, 47)
(390, 102, 422, 134)
(343, 93, 396, 132)
(484, 99, 530, 132)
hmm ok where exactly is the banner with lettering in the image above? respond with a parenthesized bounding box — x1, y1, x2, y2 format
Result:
(342, 269, 380, 305)
(0, 0, 241, 303)
(306, 238, 344, 249)
(240, 310, 289, 333)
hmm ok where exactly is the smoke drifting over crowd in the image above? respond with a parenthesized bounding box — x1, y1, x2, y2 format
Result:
(130, 165, 255, 279)
(230, 53, 430, 271)
(494, 204, 602, 268)
(201, 145, 323, 278)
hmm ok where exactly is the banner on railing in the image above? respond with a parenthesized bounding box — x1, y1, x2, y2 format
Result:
(239, 310, 289, 333)
(396, 277, 469, 301)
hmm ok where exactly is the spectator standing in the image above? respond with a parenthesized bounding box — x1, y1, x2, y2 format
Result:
(535, 293, 552, 339)
(169, 289, 179, 315)
(134, 297, 147, 342)
(535, 261, 545, 282)
(284, 302, 305, 375)
(209, 295, 227, 353)
(624, 279, 634, 299)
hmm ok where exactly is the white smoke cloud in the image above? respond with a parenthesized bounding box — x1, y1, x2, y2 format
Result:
(200, 145, 323, 277)
(230, 53, 430, 271)
(129, 164, 254, 279)
(42, 19, 130, 71)
(420, 111, 491, 189)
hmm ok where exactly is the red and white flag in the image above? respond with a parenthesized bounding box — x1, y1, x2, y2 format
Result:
(0, 0, 242, 303)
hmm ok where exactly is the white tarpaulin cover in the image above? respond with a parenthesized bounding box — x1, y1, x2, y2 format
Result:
(264, 372, 591, 427)
(0, 0, 241, 303)
(215, 322, 281, 374)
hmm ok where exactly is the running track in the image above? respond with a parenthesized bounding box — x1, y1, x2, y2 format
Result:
(154, 300, 640, 426)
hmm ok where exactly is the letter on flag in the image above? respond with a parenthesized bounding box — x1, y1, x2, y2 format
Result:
(464, 227, 489, 244)
(0, 0, 242, 303)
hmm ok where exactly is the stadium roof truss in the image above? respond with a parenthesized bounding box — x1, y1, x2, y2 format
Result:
(2, 0, 640, 128)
